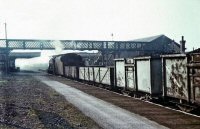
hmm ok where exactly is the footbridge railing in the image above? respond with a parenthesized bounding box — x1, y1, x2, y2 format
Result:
(0, 39, 145, 51)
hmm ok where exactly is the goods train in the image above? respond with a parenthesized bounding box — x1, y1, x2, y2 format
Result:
(48, 51, 200, 110)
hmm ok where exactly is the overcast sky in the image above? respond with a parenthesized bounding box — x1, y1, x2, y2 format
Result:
(0, 0, 199, 50)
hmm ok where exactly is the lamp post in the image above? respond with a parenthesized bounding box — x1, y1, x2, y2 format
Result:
(4, 23, 7, 40)
(111, 33, 114, 41)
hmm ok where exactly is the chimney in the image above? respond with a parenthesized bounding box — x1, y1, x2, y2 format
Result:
(180, 36, 186, 53)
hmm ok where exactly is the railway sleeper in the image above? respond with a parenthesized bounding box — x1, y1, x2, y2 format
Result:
(166, 97, 199, 113)
(177, 104, 197, 113)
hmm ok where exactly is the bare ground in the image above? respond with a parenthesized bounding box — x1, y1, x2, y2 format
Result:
(0, 73, 101, 129)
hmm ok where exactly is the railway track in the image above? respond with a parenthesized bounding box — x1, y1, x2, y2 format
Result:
(47, 75, 200, 129)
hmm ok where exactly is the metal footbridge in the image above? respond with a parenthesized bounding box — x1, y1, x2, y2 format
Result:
(0, 39, 144, 51)
(0, 35, 180, 73)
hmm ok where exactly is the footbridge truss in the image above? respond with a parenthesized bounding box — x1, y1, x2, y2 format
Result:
(0, 36, 180, 73)
(0, 39, 147, 66)
(0, 39, 145, 51)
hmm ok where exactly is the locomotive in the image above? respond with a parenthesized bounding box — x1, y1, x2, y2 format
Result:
(48, 53, 84, 75)
(48, 50, 200, 110)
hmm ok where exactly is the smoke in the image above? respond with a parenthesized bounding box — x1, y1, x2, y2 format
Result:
(15, 52, 51, 71)
(51, 40, 64, 54)
(15, 40, 65, 71)
(15, 40, 97, 72)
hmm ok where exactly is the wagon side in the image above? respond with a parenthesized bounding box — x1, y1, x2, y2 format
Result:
(161, 54, 189, 103)
(134, 57, 162, 97)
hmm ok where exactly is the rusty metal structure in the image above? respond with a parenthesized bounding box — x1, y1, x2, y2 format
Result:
(162, 49, 200, 105)
(188, 49, 200, 104)
(162, 54, 189, 101)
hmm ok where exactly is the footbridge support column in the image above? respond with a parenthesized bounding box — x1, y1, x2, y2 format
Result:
(100, 50, 121, 66)
(0, 49, 10, 74)
(9, 58, 18, 72)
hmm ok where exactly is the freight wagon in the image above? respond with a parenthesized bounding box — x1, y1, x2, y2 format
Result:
(78, 66, 114, 89)
(48, 49, 200, 109)
(162, 52, 200, 106)
(114, 57, 162, 97)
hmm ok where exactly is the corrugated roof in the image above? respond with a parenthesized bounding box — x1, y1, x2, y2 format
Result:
(130, 34, 164, 42)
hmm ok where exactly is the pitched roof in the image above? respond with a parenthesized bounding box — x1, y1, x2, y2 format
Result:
(130, 35, 164, 42)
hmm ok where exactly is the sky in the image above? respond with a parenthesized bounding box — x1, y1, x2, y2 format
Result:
(0, 0, 200, 50)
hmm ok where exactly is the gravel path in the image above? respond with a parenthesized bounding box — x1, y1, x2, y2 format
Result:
(36, 76, 168, 129)
(0, 73, 101, 129)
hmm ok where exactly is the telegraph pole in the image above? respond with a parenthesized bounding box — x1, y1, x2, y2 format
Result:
(4, 22, 8, 74)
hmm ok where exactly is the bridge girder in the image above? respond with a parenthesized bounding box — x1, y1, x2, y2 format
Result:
(9, 52, 41, 59)
(0, 39, 146, 51)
